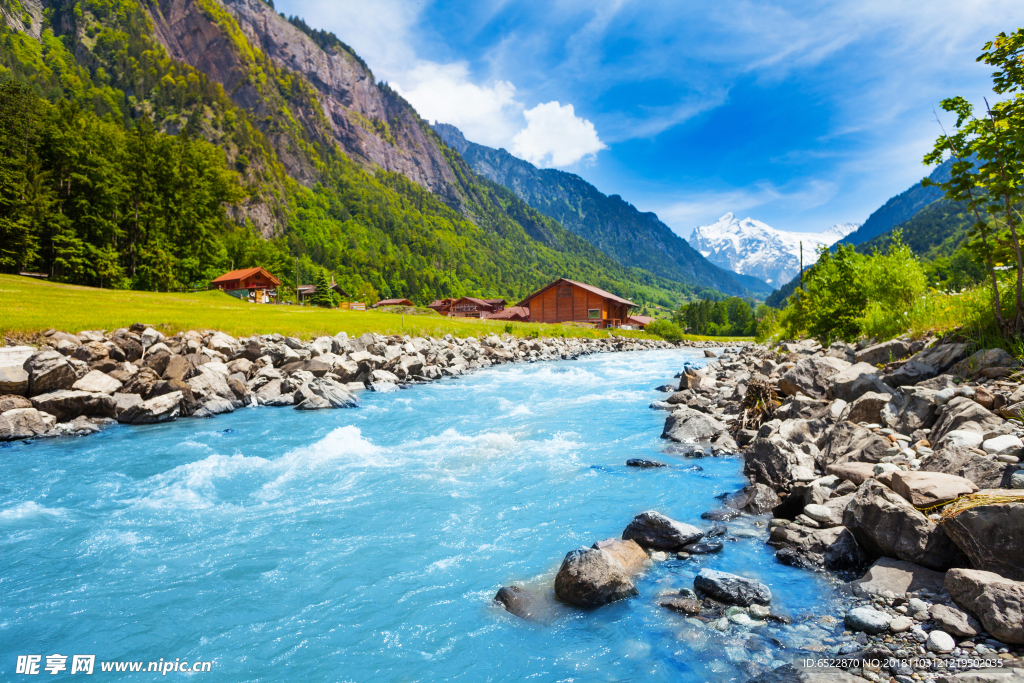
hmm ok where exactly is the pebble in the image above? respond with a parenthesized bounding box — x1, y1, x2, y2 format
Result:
(889, 616, 913, 633)
(926, 630, 955, 653)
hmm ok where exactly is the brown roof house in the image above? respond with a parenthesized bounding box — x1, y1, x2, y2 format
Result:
(211, 267, 281, 304)
(517, 278, 635, 328)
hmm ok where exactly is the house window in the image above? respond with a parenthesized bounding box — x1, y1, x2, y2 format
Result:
(588, 309, 600, 319)
(557, 285, 572, 298)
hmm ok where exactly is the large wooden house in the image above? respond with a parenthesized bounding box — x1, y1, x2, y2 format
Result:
(427, 297, 507, 318)
(517, 278, 635, 328)
(211, 267, 281, 304)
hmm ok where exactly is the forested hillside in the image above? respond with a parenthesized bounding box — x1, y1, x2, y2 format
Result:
(0, 0, 702, 307)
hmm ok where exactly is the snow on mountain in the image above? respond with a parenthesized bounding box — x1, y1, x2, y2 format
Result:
(687, 213, 859, 287)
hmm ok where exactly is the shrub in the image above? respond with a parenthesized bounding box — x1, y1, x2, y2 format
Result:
(645, 318, 684, 342)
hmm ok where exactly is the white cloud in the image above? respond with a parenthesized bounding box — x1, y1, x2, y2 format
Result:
(510, 102, 607, 167)
(393, 62, 523, 149)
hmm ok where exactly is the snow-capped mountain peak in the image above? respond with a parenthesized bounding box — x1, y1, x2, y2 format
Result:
(687, 214, 859, 286)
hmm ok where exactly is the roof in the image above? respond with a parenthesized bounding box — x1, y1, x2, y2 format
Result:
(483, 298, 507, 306)
(627, 315, 653, 326)
(427, 299, 450, 309)
(516, 278, 635, 308)
(376, 298, 414, 306)
(211, 267, 281, 286)
(487, 306, 529, 320)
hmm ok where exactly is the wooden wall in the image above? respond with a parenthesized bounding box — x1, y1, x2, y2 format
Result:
(528, 283, 621, 326)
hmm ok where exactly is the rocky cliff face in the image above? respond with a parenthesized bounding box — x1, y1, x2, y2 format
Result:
(147, 0, 462, 207)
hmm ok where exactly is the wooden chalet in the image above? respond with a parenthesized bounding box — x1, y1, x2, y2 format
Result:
(297, 280, 349, 305)
(211, 267, 281, 304)
(516, 278, 635, 328)
(427, 297, 507, 318)
(626, 314, 653, 330)
(374, 298, 414, 307)
(487, 306, 529, 322)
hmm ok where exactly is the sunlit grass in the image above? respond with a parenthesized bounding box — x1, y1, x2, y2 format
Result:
(0, 274, 739, 342)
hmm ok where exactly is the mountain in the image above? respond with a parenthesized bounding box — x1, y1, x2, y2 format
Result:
(432, 123, 773, 297)
(687, 214, 858, 286)
(0, 0, 707, 308)
(836, 161, 951, 247)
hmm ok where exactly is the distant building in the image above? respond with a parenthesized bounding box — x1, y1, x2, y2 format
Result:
(487, 306, 529, 322)
(374, 298, 414, 307)
(297, 280, 350, 305)
(211, 267, 281, 304)
(517, 278, 635, 328)
(625, 314, 653, 330)
(427, 297, 507, 318)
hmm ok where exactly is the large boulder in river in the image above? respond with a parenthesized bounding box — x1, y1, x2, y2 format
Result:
(826, 362, 893, 403)
(494, 586, 536, 620)
(0, 407, 55, 440)
(622, 510, 703, 550)
(694, 568, 771, 606)
(920, 446, 1017, 489)
(778, 356, 851, 399)
(932, 397, 1011, 444)
(661, 405, 727, 443)
(842, 479, 961, 571)
(771, 524, 868, 572)
(945, 568, 1024, 644)
(592, 538, 647, 575)
(744, 434, 817, 491)
(724, 483, 781, 514)
(30, 390, 116, 422)
(941, 495, 1024, 581)
(24, 349, 77, 397)
(553, 547, 638, 608)
(890, 471, 978, 508)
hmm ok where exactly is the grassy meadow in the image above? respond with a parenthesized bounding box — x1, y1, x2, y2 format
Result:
(0, 275, 742, 343)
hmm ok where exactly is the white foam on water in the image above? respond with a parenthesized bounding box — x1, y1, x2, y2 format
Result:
(508, 405, 533, 417)
(0, 501, 65, 521)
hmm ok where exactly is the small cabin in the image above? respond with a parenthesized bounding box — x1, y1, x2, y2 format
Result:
(211, 267, 281, 304)
(625, 314, 653, 330)
(375, 298, 414, 307)
(517, 278, 635, 328)
(487, 306, 529, 322)
(428, 297, 506, 318)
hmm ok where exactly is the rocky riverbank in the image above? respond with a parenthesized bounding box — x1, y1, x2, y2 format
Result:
(494, 337, 1024, 683)
(0, 325, 686, 443)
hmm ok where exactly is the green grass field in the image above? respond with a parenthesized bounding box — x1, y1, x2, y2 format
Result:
(1, 274, 733, 342)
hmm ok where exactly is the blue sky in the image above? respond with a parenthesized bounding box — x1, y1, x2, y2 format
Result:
(274, 0, 1019, 235)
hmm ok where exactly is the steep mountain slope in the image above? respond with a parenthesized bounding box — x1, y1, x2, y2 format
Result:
(687, 213, 858, 286)
(836, 161, 951, 246)
(855, 199, 972, 259)
(433, 123, 772, 297)
(0, 0, 695, 306)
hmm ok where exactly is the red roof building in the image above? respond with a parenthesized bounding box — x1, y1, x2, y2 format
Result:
(626, 315, 653, 330)
(487, 306, 529, 321)
(516, 278, 635, 328)
(375, 298, 414, 307)
(427, 297, 507, 318)
(211, 267, 281, 304)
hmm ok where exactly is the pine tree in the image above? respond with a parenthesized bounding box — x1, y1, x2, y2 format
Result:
(312, 268, 332, 308)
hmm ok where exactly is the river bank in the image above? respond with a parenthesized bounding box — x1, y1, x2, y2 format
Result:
(626, 338, 1024, 682)
(0, 324, 733, 443)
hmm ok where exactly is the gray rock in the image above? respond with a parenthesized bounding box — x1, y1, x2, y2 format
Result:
(946, 568, 1024, 644)
(778, 356, 852, 399)
(953, 348, 1020, 379)
(30, 389, 116, 422)
(625, 459, 666, 468)
(117, 391, 182, 425)
(694, 568, 771, 606)
(622, 510, 703, 550)
(846, 557, 947, 598)
(826, 362, 893, 402)
(0, 346, 33, 395)
(771, 524, 868, 571)
(725, 483, 781, 514)
(845, 606, 892, 634)
(927, 629, 956, 653)
(295, 395, 331, 410)
(0, 407, 56, 440)
(553, 547, 638, 608)
(930, 603, 981, 637)
(941, 496, 1024, 581)
(72, 370, 122, 395)
(661, 405, 728, 443)
(110, 393, 143, 418)
(845, 391, 893, 424)
(293, 378, 357, 409)
(818, 421, 891, 468)
(842, 479, 961, 571)
(494, 585, 536, 620)
(24, 349, 77, 397)
(883, 386, 940, 432)
(744, 663, 860, 682)
(744, 434, 817, 490)
(890, 343, 969, 387)
(932, 397, 1011, 445)
(856, 339, 912, 366)
(921, 445, 1016, 489)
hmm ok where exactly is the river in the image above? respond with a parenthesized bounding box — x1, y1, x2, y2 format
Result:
(1, 348, 846, 681)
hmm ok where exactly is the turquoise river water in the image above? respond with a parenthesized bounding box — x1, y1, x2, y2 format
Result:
(1, 348, 847, 681)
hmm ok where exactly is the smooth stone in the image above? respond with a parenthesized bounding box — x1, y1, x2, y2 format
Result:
(889, 616, 913, 633)
(845, 606, 893, 634)
(926, 629, 956, 653)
